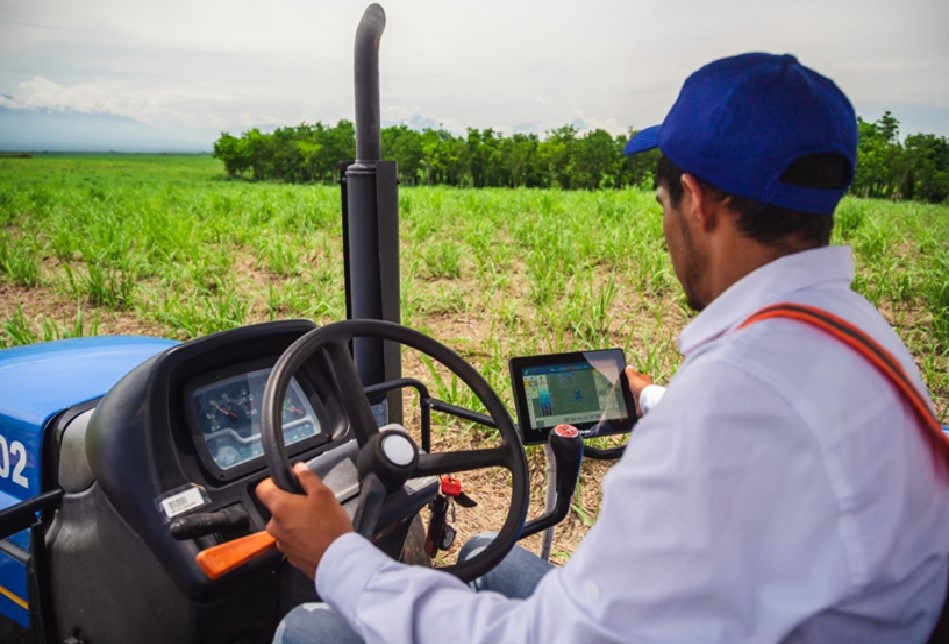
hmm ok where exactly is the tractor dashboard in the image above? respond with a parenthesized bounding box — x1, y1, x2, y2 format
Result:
(32, 318, 431, 643)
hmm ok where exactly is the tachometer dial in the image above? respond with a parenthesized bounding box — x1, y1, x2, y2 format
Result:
(206, 390, 253, 434)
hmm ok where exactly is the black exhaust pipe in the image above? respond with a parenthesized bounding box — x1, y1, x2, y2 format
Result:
(342, 3, 402, 425)
(354, 4, 384, 164)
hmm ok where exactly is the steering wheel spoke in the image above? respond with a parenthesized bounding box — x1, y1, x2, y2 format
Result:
(352, 472, 386, 538)
(322, 340, 380, 446)
(415, 448, 511, 478)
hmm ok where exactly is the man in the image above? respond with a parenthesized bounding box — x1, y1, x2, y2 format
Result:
(258, 52, 948, 642)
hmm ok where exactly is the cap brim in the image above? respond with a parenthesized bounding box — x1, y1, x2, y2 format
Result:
(623, 125, 660, 155)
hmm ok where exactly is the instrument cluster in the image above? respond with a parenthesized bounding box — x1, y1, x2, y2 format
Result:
(191, 367, 322, 472)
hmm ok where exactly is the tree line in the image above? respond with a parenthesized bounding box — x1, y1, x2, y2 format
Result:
(213, 111, 946, 203)
(213, 121, 658, 190)
(853, 111, 947, 202)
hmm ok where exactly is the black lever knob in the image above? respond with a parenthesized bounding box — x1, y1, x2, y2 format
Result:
(169, 506, 249, 540)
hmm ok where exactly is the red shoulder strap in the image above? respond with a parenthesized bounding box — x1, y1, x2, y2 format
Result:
(739, 302, 948, 455)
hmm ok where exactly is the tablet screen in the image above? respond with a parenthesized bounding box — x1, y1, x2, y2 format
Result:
(509, 349, 637, 444)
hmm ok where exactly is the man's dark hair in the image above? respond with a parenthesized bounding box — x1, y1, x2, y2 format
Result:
(655, 154, 851, 247)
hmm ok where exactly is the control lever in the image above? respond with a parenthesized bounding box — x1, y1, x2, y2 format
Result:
(170, 505, 249, 540)
(519, 424, 584, 540)
(196, 532, 276, 580)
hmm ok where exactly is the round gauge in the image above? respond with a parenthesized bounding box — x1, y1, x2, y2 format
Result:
(206, 389, 253, 435)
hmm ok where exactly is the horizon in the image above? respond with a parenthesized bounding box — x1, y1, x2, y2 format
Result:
(0, 103, 943, 156)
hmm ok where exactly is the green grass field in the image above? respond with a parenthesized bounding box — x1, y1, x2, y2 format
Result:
(1, 153, 946, 423)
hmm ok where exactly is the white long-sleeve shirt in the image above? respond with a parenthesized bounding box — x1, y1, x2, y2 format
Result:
(315, 245, 948, 643)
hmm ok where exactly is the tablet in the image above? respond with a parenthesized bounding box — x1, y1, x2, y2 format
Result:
(509, 349, 637, 445)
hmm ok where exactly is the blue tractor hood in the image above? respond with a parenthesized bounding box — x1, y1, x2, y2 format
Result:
(0, 336, 177, 499)
(0, 336, 176, 628)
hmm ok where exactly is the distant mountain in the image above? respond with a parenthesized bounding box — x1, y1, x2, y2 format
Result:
(0, 106, 215, 153)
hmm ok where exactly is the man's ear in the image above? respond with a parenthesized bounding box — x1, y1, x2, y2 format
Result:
(680, 173, 718, 233)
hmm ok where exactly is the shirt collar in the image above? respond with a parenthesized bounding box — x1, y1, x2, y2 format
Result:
(677, 245, 855, 356)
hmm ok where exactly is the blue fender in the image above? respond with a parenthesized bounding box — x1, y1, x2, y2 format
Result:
(0, 336, 177, 627)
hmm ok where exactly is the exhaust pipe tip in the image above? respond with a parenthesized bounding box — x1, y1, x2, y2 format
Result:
(358, 3, 386, 39)
(354, 3, 386, 164)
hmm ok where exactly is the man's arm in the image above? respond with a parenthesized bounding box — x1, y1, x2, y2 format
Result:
(256, 465, 550, 641)
(256, 464, 354, 579)
(625, 366, 665, 417)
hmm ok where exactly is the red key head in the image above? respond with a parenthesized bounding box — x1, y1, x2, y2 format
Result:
(440, 475, 462, 496)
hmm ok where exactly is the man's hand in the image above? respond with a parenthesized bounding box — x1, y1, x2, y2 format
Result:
(625, 367, 653, 418)
(256, 463, 354, 579)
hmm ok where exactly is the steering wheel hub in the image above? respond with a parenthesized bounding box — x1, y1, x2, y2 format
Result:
(356, 429, 420, 492)
(381, 431, 415, 466)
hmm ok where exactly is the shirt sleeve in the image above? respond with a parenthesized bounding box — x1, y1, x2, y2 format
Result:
(315, 532, 547, 643)
(638, 384, 666, 416)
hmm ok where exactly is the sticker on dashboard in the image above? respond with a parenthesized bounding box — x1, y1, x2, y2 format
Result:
(158, 484, 210, 521)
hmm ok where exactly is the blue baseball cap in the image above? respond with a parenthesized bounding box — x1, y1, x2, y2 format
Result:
(624, 53, 857, 215)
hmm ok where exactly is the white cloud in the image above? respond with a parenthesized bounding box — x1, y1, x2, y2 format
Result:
(1, 0, 947, 142)
(9, 77, 121, 114)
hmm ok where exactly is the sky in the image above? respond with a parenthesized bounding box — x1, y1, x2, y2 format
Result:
(0, 0, 947, 151)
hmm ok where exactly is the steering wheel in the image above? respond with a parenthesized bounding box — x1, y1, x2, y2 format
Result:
(259, 319, 529, 582)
